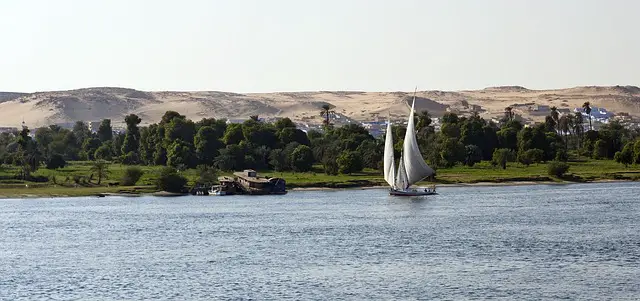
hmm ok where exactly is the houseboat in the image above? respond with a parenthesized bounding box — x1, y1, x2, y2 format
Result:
(232, 170, 287, 195)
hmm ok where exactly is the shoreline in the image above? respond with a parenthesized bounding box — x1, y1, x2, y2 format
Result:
(1, 179, 635, 199)
(289, 179, 636, 191)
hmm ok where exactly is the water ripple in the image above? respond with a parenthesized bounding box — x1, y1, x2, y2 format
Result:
(1, 182, 639, 300)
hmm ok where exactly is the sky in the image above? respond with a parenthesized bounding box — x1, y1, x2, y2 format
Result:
(1, 0, 639, 93)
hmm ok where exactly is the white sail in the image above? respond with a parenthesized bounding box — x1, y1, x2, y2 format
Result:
(383, 120, 396, 187)
(395, 154, 409, 190)
(402, 95, 435, 186)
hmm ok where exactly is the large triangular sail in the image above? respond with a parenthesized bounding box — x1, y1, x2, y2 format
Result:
(383, 120, 396, 187)
(402, 94, 435, 186)
(395, 154, 409, 190)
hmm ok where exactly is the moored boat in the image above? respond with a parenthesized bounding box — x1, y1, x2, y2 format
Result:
(233, 170, 287, 195)
(208, 186, 227, 196)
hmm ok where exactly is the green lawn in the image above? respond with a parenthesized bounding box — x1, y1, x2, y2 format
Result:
(435, 160, 640, 184)
(0, 159, 638, 198)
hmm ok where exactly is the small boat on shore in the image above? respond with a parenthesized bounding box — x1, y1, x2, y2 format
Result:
(208, 186, 227, 196)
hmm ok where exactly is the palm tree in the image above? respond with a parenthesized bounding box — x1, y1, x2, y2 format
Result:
(558, 115, 570, 151)
(90, 160, 110, 185)
(550, 106, 559, 130)
(573, 111, 584, 148)
(320, 104, 335, 128)
(504, 107, 514, 122)
(566, 113, 576, 149)
(582, 102, 592, 131)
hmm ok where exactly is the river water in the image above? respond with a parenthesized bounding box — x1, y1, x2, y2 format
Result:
(1, 182, 639, 300)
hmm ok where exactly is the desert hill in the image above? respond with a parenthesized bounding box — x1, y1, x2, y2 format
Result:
(0, 92, 28, 103)
(1, 86, 639, 128)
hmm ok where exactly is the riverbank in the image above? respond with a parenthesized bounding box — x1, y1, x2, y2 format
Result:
(1, 178, 637, 199)
(0, 160, 638, 198)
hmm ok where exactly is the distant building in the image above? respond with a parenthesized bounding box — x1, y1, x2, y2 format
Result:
(88, 121, 101, 133)
(470, 104, 483, 112)
(529, 104, 550, 112)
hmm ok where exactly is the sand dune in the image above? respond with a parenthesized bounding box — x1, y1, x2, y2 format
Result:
(0, 86, 639, 127)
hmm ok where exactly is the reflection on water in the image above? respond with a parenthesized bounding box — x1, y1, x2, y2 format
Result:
(1, 183, 639, 300)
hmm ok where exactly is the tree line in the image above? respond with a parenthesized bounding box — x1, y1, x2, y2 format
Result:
(1, 103, 640, 182)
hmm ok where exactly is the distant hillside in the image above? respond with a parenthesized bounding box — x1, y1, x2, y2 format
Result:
(0, 92, 27, 103)
(1, 86, 639, 127)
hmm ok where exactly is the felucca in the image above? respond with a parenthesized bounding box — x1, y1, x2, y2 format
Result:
(383, 90, 437, 196)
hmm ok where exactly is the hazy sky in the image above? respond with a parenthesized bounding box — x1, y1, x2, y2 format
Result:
(1, 0, 639, 93)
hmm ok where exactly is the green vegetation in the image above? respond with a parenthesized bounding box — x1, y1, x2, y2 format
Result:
(1, 104, 640, 198)
(156, 167, 188, 193)
(547, 161, 570, 178)
(0, 159, 637, 197)
(121, 166, 144, 186)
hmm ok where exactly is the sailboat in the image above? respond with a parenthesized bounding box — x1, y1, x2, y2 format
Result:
(383, 90, 437, 196)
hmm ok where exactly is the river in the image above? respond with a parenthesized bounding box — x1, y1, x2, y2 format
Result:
(1, 182, 639, 300)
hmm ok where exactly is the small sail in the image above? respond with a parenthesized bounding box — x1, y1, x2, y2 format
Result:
(395, 154, 409, 190)
(402, 95, 435, 186)
(383, 120, 396, 187)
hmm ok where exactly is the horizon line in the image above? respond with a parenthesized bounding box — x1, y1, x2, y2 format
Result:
(3, 84, 640, 95)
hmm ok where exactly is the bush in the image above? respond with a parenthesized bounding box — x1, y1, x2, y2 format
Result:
(337, 151, 364, 174)
(290, 145, 314, 172)
(196, 165, 217, 186)
(322, 156, 339, 175)
(121, 166, 144, 186)
(94, 144, 113, 161)
(555, 148, 568, 162)
(518, 148, 544, 166)
(492, 148, 515, 169)
(614, 142, 634, 167)
(592, 139, 608, 159)
(268, 149, 288, 171)
(547, 161, 570, 177)
(121, 151, 140, 165)
(463, 145, 483, 167)
(46, 153, 67, 169)
(156, 167, 187, 193)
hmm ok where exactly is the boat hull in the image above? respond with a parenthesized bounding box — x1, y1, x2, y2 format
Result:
(389, 188, 437, 196)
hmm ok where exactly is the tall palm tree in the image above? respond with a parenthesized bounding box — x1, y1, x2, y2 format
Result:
(582, 102, 592, 131)
(558, 115, 570, 151)
(90, 160, 110, 185)
(320, 104, 335, 128)
(573, 111, 584, 148)
(566, 113, 576, 149)
(550, 106, 559, 130)
(504, 107, 514, 122)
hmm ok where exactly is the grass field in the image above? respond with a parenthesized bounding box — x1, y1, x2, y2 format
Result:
(435, 160, 640, 184)
(0, 159, 638, 198)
